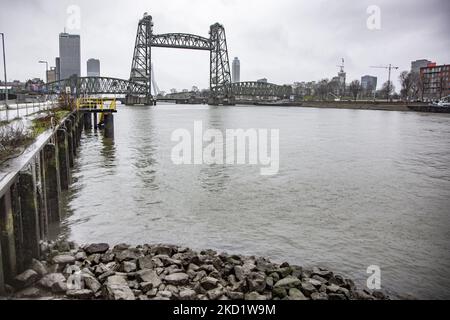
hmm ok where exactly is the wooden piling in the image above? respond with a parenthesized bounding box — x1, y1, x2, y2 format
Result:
(83, 112, 92, 130)
(0, 189, 17, 282)
(43, 144, 61, 223)
(18, 170, 40, 266)
(10, 182, 24, 273)
(104, 114, 115, 139)
(57, 129, 71, 190)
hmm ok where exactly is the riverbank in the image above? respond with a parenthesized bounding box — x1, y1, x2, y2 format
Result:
(237, 100, 450, 113)
(2, 240, 388, 300)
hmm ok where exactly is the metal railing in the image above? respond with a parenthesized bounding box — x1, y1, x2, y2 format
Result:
(0, 100, 60, 122)
(76, 97, 117, 111)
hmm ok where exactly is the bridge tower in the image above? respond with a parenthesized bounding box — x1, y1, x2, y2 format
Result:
(128, 13, 154, 105)
(128, 14, 234, 105)
(209, 23, 233, 105)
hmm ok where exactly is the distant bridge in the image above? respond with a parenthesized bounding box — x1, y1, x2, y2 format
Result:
(45, 78, 291, 100)
(44, 14, 293, 105)
(231, 81, 292, 98)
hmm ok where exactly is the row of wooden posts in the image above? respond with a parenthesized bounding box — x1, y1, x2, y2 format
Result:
(0, 110, 113, 295)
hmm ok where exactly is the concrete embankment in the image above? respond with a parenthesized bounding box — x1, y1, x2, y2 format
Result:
(0, 111, 84, 295)
(301, 101, 413, 111)
(238, 100, 450, 113)
(2, 240, 388, 300)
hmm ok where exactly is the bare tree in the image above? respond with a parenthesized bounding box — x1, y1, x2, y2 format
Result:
(380, 81, 395, 101)
(399, 71, 419, 101)
(409, 72, 420, 101)
(315, 79, 330, 100)
(349, 80, 361, 101)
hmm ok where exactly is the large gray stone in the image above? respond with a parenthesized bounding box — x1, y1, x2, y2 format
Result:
(52, 255, 75, 265)
(85, 243, 109, 255)
(312, 267, 333, 279)
(150, 245, 175, 256)
(164, 273, 189, 286)
(272, 286, 287, 298)
(14, 269, 39, 288)
(137, 256, 153, 270)
(179, 289, 197, 300)
(288, 288, 308, 300)
(30, 259, 48, 276)
(103, 275, 135, 300)
(66, 289, 94, 299)
(311, 292, 329, 300)
(247, 272, 266, 293)
(15, 286, 41, 298)
(82, 274, 101, 293)
(200, 277, 219, 290)
(301, 281, 317, 297)
(207, 287, 224, 300)
(244, 291, 267, 300)
(75, 251, 87, 261)
(121, 261, 137, 273)
(136, 269, 162, 288)
(115, 249, 141, 262)
(52, 281, 68, 293)
(228, 291, 244, 300)
(38, 273, 66, 289)
(273, 276, 301, 289)
(154, 254, 182, 267)
(234, 261, 256, 281)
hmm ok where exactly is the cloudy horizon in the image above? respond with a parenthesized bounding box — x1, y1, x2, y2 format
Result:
(0, 0, 449, 91)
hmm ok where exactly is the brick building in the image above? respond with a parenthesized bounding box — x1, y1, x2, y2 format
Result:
(420, 63, 450, 101)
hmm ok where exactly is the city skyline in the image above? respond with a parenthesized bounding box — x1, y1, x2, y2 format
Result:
(0, 0, 449, 91)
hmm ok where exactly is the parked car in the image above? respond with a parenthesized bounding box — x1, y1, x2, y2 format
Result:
(432, 95, 450, 107)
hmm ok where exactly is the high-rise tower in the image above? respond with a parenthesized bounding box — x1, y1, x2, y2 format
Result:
(232, 57, 240, 83)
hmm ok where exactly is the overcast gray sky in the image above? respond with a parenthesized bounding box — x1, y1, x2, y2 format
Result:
(0, 0, 449, 91)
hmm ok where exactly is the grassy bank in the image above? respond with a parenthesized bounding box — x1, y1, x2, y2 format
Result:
(0, 108, 70, 163)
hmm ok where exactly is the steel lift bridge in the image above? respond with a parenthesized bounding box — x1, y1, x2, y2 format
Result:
(45, 13, 291, 106)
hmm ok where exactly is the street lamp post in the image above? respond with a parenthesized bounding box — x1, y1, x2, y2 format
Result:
(1, 32, 8, 107)
(39, 60, 49, 83)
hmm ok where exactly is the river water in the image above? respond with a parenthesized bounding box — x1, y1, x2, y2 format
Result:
(57, 104, 450, 299)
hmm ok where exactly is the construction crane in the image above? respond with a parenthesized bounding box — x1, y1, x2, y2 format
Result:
(370, 64, 399, 101)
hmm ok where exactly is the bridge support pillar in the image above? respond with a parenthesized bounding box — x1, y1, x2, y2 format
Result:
(93, 112, 98, 129)
(43, 144, 61, 223)
(0, 189, 17, 284)
(104, 114, 114, 139)
(83, 112, 92, 130)
(18, 170, 40, 267)
(57, 129, 71, 191)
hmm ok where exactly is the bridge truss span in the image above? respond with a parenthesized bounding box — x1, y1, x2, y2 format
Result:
(45, 77, 148, 95)
(231, 81, 292, 99)
(151, 33, 212, 50)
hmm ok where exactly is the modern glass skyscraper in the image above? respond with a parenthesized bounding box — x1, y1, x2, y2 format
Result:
(87, 58, 100, 77)
(59, 33, 80, 80)
(55, 57, 61, 81)
(361, 75, 378, 92)
(232, 57, 240, 83)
